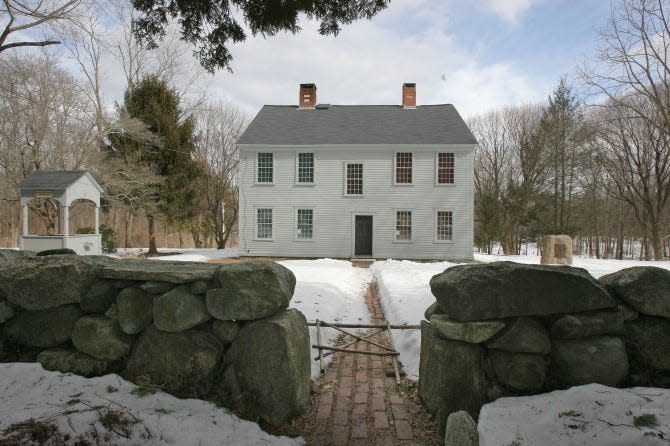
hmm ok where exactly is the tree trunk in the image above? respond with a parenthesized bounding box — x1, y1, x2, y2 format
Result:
(124, 211, 134, 248)
(148, 215, 157, 254)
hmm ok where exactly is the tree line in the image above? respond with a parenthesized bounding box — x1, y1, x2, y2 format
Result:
(470, 0, 670, 260)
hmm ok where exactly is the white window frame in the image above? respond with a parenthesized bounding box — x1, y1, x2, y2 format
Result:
(294, 207, 315, 241)
(255, 207, 274, 240)
(434, 208, 455, 243)
(344, 161, 364, 197)
(255, 152, 275, 185)
(394, 151, 414, 186)
(393, 209, 414, 242)
(435, 152, 456, 186)
(295, 152, 315, 185)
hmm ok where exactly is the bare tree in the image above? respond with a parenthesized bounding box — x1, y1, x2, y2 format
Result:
(0, 0, 81, 53)
(191, 101, 247, 248)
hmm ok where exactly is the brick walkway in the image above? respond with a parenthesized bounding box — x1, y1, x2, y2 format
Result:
(297, 284, 439, 446)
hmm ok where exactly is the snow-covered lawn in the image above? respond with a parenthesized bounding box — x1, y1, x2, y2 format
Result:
(112, 247, 240, 262)
(0, 363, 303, 446)
(479, 384, 670, 446)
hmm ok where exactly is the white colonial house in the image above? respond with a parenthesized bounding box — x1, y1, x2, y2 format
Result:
(237, 83, 477, 260)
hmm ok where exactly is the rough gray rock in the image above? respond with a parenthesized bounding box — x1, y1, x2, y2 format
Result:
(85, 256, 219, 283)
(212, 320, 240, 344)
(0, 249, 35, 262)
(445, 411, 478, 446)
(424, 301, 445, 320)
(0, 300, 15, 323)
(116, 287, 154, 335)
(600, 267, 670, 318)
(80, 281, 119, 314)
(222, 309, 310, 426)
(36, 248, 77, 256)
(154, 285, 210, 332)
(550, 311, 624, 339)
(189, 280, 209, 295)
(71, 316, 133, 360)
(430, 262, 615, 321)
(487, 317, 550, 354)
(140, 281, 175, 294)
(0, 256, 99, 310)
(418, 321, 486, 434)
(125, 325, 223, 397)
(625, 316, 670, 371)
(551, 336, 629, 387)
(488, 350, 547, 391)
(37, 348, 114, 377)
(617, 304, 639, 321)
(430, 314, 504, 344)
(2, 304, 83, 347)
(206, 261, 296, 321)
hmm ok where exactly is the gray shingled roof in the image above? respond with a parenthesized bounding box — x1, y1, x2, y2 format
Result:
(238, 104, 478, 145)
(17, 170, 97, 190)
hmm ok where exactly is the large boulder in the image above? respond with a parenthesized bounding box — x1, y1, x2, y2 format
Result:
(430, 314, 504, 344)
(80, 281, 119, 314)
(551, 336, 628, 387)
(488, 350, 547, 391)
(140, 281, 176, 295)
(71, 316, 133, 360)
(0, 300, 15, 323)
(222, 309, 310, 426)
(0, 256, 99, 310)
(211, 320, 240, 345)
(430, 262, 615, 321)
(487, 317, 550, 354)
(445, 411, 478, 446)
(625, 316, 670, 371)
(206, 261, 296, 321)
(125, 325, 223, 397)
(154, 285, 210, 332)
(600, 267, 670, 318)
(37, 348, 115, 377)
(87, 256, 219, 283)
(0, 249, 35, 262)
(116, 287, 154, 335)
(2, 304, 83, 347)
(418, 321, 486, 433)
(550, 311, 624, 339)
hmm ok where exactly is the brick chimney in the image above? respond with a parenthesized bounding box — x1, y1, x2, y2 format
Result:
(402, 83, 416, 108)
(299, 83, 317, 109)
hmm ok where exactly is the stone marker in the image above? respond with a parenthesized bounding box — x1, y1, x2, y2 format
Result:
(540, 235, 573, 265)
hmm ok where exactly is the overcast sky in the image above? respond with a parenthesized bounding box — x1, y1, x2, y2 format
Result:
(53, 0, 615, 121)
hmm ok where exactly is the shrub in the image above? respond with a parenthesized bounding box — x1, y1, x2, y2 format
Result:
(76, 225, 118, 253)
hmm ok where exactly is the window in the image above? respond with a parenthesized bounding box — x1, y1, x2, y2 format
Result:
(297, 153, 314, 183)
(346, 163, 363, 195)
(395, 152, 413, 184)
(396, 211, 412, 241)
(437, 153, 455, 184)
(297, 209, 313, 239)
(437, 211, 453, 241)
(257, 153, 273, 183)
(257, 208, 272, 239)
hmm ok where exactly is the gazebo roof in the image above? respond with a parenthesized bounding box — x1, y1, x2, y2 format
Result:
(17, 170, 103, 193)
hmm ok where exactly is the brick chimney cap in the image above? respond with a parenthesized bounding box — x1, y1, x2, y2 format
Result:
(300, 83, 316, 88)
(403, 83, 416, 87)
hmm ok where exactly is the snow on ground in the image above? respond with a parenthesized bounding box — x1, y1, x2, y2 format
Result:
(475, 252, 670, 278)
(279, 259, 373, 379)
(478, 383, 670, 446)
(0, 363, 303, 446)
(111, 247, 240, 262)
(369, 260, 454, 379)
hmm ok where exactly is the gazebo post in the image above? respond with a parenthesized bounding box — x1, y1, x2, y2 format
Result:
(22, 204, 29, 236)
(63, 205, 69, 248)
(95, 206, 100, 235)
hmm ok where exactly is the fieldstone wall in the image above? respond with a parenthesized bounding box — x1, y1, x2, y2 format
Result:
(420, 261, 670, 432)
(0, 250, 310, 427)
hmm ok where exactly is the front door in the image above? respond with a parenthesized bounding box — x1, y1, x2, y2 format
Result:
(354, 215, 373, 257)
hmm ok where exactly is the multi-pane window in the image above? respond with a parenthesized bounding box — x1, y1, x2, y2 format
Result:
(396, 211, 412, 241)
(257, 208, 272, 239)
(437, 153, 455, 184)
(346, 163, 363, 195)
(257, 153, 273, 183)
(298, 153, 314, 183)
(396, 152, 413, 184)
(437, 211, 453, 241)
(297, 209, 313, 239)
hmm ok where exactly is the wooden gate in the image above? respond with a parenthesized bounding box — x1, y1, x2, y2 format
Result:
(307, 321, 420, 384)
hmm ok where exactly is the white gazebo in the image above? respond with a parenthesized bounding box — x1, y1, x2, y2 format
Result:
(17, 170, 104, 255)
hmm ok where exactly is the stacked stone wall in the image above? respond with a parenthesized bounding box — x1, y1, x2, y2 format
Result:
(0, 250, 310, 427)
(420, 261, 670, 432)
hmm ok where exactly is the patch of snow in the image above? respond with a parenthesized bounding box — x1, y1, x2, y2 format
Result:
(280, 259, 373, 379)
(0, 363, 303, 446)
(369, 260, 454, 379)
(479, 384, 670, 446)
(110, 248, 239, 262)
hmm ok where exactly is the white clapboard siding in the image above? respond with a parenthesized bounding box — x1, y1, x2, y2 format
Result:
(238, 144, 475, 260)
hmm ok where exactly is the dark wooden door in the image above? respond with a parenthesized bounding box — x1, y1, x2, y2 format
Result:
(355, 215, 373, 257)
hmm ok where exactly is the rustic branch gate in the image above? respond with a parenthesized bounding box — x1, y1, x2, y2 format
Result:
(308, 321, 420, 384)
